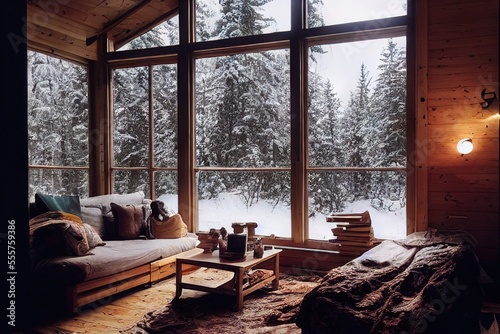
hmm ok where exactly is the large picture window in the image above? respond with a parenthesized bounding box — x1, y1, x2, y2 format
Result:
(27, 51, 89, 201)
(107, 0, 411, 242)
(111, 62, 178, 207)
(307, 37, 407, 240)
(195, 0, 291, 41)
(195, 50, 291, 235)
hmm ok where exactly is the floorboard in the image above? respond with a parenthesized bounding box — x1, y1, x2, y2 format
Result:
(27, 276, 179, 333)
(27, 272, 500, 334)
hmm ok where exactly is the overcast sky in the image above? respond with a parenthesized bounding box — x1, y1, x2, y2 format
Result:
(261, 0, 407, 104)
(195, 0, 407, 104)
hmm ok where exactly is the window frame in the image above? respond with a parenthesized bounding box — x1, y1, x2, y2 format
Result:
(103, 0, 415, 244)
(305, 28, 409, 241)
(109, 55, 179, 199)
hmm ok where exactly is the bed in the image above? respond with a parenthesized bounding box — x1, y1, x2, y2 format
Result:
(296, 229, 483, 334)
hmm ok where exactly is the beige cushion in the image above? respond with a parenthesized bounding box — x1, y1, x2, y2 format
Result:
(150, 214, 188, 239)
(62, 222, 91, 256)
(80, 191, 145, 210)
(82, 223, 106, 249)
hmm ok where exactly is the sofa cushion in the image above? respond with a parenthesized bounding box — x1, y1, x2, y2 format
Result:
(110, 202, 146, 239)
(79, 191, 145, 212)
(62, 222, 91, 256)
(79, 192, 147, 240)
(32, 237, 199, 283)
(82, 223, 106, 249)
(150, 213, 188, 239)
(35, 193, 82, 217)
(80, 206, 105, 238)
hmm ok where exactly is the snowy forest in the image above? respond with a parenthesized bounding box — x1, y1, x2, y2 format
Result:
(28, 0, 407, 239)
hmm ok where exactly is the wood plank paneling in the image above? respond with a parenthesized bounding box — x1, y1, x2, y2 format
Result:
(428, 191, 498, 213)
(428, 172, 499, 193)
(278, 249, 354, 274)
(27, 0, 178, 61)
(427, 0, 499, 265)
(429, 210, 499, 230)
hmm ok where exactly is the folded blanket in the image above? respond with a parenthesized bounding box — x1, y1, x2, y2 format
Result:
(30, 211, 90, 262)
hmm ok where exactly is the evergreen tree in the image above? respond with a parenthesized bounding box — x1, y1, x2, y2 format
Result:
(214, 0, 273, 39)
(27, 51, 88, 198)
(308, 76, 347, 215)
(307, 0, 325, 28)
(195, 0, 216, 42)
(113, 17, 180, 196)
(112, 66, 150, 193)
(369, 39, 407, 208)
(372, 39, 406, 167)
(341, 64, 372, 201)
(197, 0, 290, 207)
(153, 64, 179, 196)
(122, 18, 178, 49)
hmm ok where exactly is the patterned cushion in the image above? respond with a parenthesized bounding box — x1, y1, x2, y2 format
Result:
(62, 222, 91, 256)
(82, 223, 106, 249)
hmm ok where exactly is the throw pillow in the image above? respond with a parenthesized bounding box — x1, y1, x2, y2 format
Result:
(150, 213, 188, 239)
(62, 222, 91, 256)
(110, 202, 145, 239)
(35, 192, 82, 218)
(82, 223, 106, 249)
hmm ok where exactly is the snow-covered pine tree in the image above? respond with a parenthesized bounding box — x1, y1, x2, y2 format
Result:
(197, 0, 291, 208)
(28, 51, 89, 198)
(341, 64, 372, 202)
(308, 75, 347, 215)
(153, 64, 179, 196)
(369, 39, 407, 209)
(112, 66, 150, 194)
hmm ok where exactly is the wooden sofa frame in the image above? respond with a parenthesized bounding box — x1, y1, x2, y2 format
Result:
(65, 248, 203, 314)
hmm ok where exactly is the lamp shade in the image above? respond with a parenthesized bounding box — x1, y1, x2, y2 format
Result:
(457, 138, 473, 154)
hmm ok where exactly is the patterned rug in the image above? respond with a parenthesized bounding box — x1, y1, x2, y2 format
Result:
(121, 274, 321, 334)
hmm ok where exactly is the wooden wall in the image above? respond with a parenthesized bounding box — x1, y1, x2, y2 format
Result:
(426, 0, 499, 264)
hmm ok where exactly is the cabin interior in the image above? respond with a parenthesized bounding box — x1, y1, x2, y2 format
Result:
(2, 0, 499, 332)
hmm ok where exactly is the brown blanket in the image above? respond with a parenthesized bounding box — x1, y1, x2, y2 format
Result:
(296, 230, 482, 334)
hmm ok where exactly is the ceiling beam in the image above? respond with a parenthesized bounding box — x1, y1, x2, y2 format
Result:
(86, 0, 153, 46)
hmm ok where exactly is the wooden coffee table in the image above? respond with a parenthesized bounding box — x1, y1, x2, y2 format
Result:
(175, 248, 282, 311)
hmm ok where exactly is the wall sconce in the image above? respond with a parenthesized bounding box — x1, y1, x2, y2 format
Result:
(480, 89, 497, 109)
(457, 138, 473, 155)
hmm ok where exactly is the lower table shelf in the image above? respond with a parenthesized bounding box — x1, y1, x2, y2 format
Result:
(175, 249, 282, 311)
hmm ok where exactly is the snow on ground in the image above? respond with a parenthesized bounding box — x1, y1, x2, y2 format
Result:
(157, 193, 407, 241)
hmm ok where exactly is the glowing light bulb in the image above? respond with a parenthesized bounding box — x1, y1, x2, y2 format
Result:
(457, 138, 473, 154)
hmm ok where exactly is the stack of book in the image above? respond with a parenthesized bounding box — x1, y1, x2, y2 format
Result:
(327, 211, 377, 256)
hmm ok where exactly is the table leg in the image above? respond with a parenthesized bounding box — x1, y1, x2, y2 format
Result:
(273, 253, 280, 290)
(175, 259, 182, 299)
(236, 267, 245, 311)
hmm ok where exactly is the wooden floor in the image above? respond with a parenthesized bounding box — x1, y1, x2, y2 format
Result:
(26, 272, 500, 334)
(28, 276, 181, 334)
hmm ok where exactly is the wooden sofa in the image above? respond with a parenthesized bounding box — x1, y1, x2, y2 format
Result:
(29, 191, 202, 314)
(64, 247, 202, 314)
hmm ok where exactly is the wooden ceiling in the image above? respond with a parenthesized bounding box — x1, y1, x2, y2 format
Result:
(27, 0, 179, 61)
